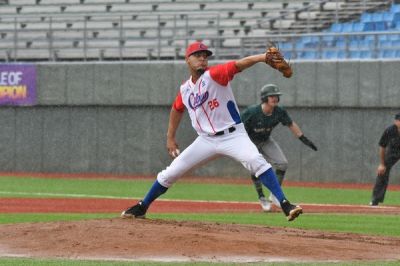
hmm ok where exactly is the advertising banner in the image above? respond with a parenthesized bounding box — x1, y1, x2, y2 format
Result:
(0, 64, 37, 106)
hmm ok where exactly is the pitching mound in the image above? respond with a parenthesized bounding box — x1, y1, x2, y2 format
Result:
(1, 218, 400, 263)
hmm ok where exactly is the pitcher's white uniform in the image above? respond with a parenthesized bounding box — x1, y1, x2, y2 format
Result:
(157, 61, 271, 187)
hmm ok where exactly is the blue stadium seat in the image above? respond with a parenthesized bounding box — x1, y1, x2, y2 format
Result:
(390, 4, 400, 14)
(335, 40, 346, 48)
(330, 23, 343, 32)
(349, 40, 359, 48)
(301, 36, 319, 43)
(279, 42, 292, 50)
(321, 50, 346, 59)
(380, 50, 396, 58)
(361, 13, 373, 22)
(382, 11, 395, 27)
(391, 40, 400, 47)
(350, 51, 361, 58)
(372, 12, 384, 22)
(359, 51, 372, 59)
(341, 23, 353, 32)
(302, 38, 319, 48)
(337, 50, 346, 59)
(278, 6, 400, 62)
(300, 51, 317, 60)
(388, 34, 400, 41)
(322, 40, 335, 48)
(363, 22, 374, 31)
(378, 34, 389, 41)
(352, 22, 364, 32)
(322, 50, 334, 59)
(295, 42, 305, 49)
(358, 39, 374, 48)
(364, 35, 376, 41)
(379, 40, 392, 47)
(378, 34, 400, 42)
(322, 50, 345, 59)
(374, 21, 387, 31)
(322, 35, 335, 42)
(282, 50, 292, 59)
(396, 50, 400, 58)
(304, 42, 318, 48)
(394, 13, 400, 23)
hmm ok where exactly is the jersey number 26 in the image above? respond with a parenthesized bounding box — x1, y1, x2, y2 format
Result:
(208, 98, 220, 110)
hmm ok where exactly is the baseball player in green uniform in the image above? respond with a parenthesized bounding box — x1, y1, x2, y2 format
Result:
(241, 84, 317, 211)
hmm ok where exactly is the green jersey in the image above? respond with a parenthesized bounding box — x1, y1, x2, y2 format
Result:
(241, 104, 293, 145)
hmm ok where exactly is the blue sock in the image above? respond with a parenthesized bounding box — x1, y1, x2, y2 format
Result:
(258, 168, 286, 203)
(142, 180, 168, 207)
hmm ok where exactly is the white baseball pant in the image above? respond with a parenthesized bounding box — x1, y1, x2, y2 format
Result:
(157, 123, 271, 188)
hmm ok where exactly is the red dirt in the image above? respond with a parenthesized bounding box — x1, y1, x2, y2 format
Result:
(1, 218, 400, 263)
(1, 198, 400, 215)
(1, 173, 400, 263)
(1, 198, 400, 263)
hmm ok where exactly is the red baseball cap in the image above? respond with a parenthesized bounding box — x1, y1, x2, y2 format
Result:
(185, 42, 213, 58)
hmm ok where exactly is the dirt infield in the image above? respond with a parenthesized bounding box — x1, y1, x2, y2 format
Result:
(2, 197, 400, 215)
(1, 218, 400, 263)
(1, 198, 400, 263)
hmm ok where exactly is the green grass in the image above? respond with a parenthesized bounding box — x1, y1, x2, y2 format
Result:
(2, 258, 400, 266)
(0, 176, 151, 199)
(0, 213, 114, 224)
(1, 176, 400, 205)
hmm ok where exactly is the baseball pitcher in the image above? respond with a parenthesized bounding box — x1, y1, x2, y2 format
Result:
(121, 42, 302, 221)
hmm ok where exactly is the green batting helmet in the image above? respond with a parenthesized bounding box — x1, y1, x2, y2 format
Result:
(260, 84, 282, 102)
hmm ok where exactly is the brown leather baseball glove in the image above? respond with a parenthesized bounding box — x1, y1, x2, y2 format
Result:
(265, 47, 293, 78)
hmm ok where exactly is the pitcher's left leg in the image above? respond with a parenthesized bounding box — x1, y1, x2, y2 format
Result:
(219, 128, 302, 221)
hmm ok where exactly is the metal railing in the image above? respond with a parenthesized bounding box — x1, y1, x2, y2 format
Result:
(0, 1, 397, 61)
(2, 31, 400, 61)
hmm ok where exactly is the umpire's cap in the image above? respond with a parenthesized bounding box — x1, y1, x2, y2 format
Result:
(395, 112, 400, 120)
(185, 42, 213, 58)
(260, 84, 282, 102)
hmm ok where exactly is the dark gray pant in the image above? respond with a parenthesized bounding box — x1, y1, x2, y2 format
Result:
(371, 154, 400, 204)
(257, 137, 289, 173)
(251, 137, 288, 198)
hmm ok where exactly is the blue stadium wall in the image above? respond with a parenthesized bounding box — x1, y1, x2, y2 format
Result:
(0, 60, 399, 184)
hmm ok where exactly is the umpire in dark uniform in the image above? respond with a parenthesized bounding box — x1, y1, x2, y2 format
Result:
(370, 112, 400, 206)
(241, 84, 317, 211)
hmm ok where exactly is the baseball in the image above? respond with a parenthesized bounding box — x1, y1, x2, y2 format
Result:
(172, 149, 180, 158)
